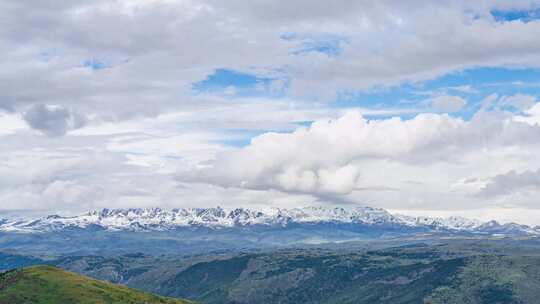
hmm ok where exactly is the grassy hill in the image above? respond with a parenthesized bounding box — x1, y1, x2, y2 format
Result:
(0, 265, 192, 304)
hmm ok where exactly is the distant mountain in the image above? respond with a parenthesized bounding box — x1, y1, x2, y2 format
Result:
(1, 206, 538, 237)
(0, 265, 192, 304)
(1, 206, 539, 256)
(0, 252, 43, 272)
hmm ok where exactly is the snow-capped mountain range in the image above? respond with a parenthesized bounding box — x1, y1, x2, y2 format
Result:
(1, 206, 538, 237)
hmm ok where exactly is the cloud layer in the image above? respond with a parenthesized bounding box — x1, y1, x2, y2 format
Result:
(2, 1, 540, 124)
(2, 1, 540, 224)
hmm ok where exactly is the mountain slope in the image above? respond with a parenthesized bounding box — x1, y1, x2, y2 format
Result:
(0, 265, 192, 304)
(144, 247, 540, 304)
(4, 241, 540, 304)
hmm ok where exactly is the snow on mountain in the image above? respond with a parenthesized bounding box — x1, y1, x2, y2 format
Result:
(0, 206, 538, 236)
(395, 214, 483, 231)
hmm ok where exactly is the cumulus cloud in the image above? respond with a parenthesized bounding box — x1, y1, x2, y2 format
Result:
(22, 104, 86, 136)
(179, 109, 540, 196)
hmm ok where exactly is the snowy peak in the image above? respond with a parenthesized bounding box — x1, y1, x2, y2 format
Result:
(395, 214, 483, 231)
(0, 206, 538, 236)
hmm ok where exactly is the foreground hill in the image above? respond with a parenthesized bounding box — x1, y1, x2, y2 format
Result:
(0, 265, 191, 304)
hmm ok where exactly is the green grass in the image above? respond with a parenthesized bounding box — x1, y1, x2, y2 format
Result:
(0, 265, 192, 304)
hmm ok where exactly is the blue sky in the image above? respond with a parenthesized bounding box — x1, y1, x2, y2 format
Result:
(491, 7, 540, 22)
(193, 66, 540, 144)
(281, 33, 349, 56)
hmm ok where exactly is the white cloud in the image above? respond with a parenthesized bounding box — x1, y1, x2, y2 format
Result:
(480, 93, 500, 110)
(450, 85, 478, 94)
(42, 180, 105, 208)
(500, 94, 538, 111)
(179, 106, 540, 212)
(430, 95, 467, 112)
(0, 112, 27, 135)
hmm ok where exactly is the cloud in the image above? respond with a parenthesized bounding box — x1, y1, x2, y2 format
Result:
(516, 102, 540, 125)
(479, 93, 539, 113)
(500, 93, 538, 111)
(430, 95, 467, 112)
(42, 180, 105, 207)
(0, 131, 318, 214)
(0, 112, 27, 135)
(450, 85, 478, 94)
(479, 169, 540, 197)
(22, 104, 86, 136)
(2, 0, 540, 224)
(179, 108, 540, 197)
(480, 93, 499, 110)
(2, 0, 540, 122)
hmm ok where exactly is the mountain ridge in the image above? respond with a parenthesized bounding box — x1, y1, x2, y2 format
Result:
(1, 206, 538, 237)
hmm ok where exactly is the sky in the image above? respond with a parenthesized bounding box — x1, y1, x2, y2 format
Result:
(2, 1, 540, 224)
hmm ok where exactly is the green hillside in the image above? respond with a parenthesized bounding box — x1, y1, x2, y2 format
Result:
(0, 265, 192, 304)
(4, 240, 540, 304)
(154, 245, 540, 304)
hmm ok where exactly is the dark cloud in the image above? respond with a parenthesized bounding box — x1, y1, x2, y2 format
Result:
(22, 104, 86, 136)
(480, 169, 540, 198)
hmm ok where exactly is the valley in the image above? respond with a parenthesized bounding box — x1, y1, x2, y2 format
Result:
(3, 239, 540, 303)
